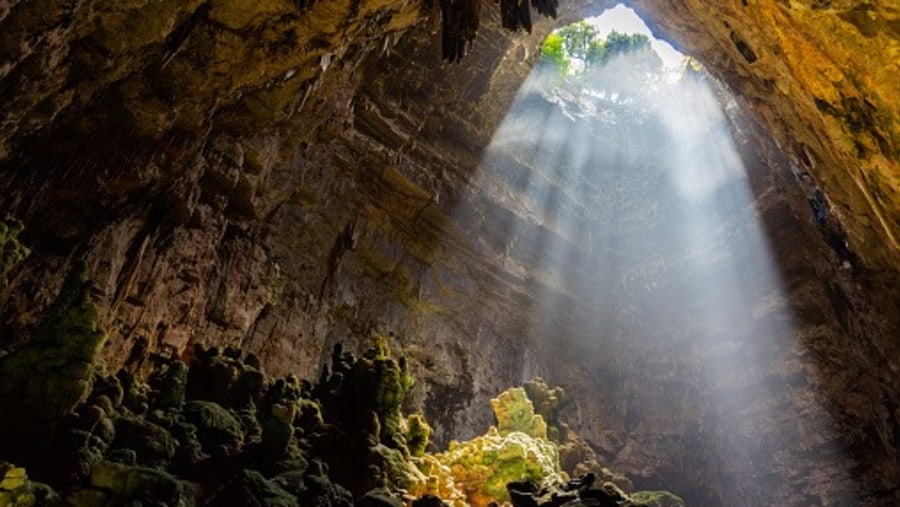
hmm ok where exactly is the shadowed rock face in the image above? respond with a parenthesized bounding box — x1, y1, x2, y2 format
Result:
(1, 1, 899, 505)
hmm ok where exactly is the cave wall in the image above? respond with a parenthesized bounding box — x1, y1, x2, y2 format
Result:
(2, 0, 900, 505)
(0, 0, 549, 443)
(627, 0, 900, 276)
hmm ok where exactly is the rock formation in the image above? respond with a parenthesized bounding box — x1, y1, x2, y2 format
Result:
(1, 1, 899, 505)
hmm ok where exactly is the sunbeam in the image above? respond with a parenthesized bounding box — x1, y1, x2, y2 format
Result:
(455, 5, 858, 505)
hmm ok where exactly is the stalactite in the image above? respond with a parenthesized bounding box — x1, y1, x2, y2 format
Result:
(437, 0, 558, 62)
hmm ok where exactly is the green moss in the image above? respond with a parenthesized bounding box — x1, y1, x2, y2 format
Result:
(295, 397, 324, 434)
(331, 337, 414, 447)
(0, 265, 106, 426)
(89, 461, 182, 506)
(490, 387, 547, 439)
(35, 264, 105, 356)
(371, 354, 413, 442)
(154, 360, 187, 410)
(410, 385, 571, 505)
(314, 340, 420, 494)
(183, 400, 245, 457)
(0, 465, 27, 491)
(433, 427, 565, 505)
(630, 490, 685, 507)
(405, 414, 431, 457)
(522, 379, 564, 431)
(65, 489, 109, 507)
(261, 402, 296, 456)
(0, 463, 34, 507)
(206, 469, 298, 507)
(112, 416, 178, 466)
(370, 443, 427, 492)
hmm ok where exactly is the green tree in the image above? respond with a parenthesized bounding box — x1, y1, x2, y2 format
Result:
(539, 32, 569, 75)
(605, 31, 651, 58)
(557, 21, 598, 63)
(588, 31, 659, 72)
(540, 25, 662, 77)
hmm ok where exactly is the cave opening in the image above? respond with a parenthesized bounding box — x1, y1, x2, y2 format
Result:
(453, 5, 858, 505)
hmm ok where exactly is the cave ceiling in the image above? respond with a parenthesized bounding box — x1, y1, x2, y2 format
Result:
(1, 1, 898, 266)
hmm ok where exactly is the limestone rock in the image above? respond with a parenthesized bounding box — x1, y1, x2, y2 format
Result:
(1, 1, 900, 505)
(182, 400, 245, 457)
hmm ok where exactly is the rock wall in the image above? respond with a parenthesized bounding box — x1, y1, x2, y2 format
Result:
(628, 0, 900, 276)
(0, 0, 542, 444)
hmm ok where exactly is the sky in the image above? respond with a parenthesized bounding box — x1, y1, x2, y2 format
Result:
(585, 4, 685, 70)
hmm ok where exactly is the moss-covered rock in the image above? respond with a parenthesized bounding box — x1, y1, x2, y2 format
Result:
(356, 488, 404, 507)
(167, 420, 206, 473)
(112, 416, 178, 467)
(271, 465, 353, 507)
(630, 490, 685, 507)
(522, 379, 565, 439)
(405, 414, 431, 458)
(259, 402, 295, 456)
(92, 375, 124, 409)
(314, 339, 416, 494)
(1, 464, 29, 491)
(432, 426, 565, 506)
(490, 387, 548, 440)
(186, 344, 256, 408)
(152, 359, 188, 410)
(49, 429, 107, 486)
(0, 463, 35, 507)
(64, 488, 109, 507)
(89, 461, 182, 506)
(0, 266, 109, 486)
(120, 370, 153, 415)
(294, 397, 325, 436)
(0, 335, 685, 507)
(207, 469, 298, 507)
(408, 455, 466, 507)
(183, 400, 245, 457)
(518, 380, 634, 493)
(0, 265, 106, 428)
(370, 442, 431, 493)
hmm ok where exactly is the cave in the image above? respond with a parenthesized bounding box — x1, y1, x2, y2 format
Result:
(1, 1, 899, 506)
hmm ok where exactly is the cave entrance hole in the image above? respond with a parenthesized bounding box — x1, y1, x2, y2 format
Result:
(450, 4, 855, 506)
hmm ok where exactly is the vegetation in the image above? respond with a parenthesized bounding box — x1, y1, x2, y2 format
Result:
(540, 22, 661, 77)
(0, 264, 107, 429)
(0, 275, 684, 507)
(540, 32, 569, 76)
(630, 490, 686, 506)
